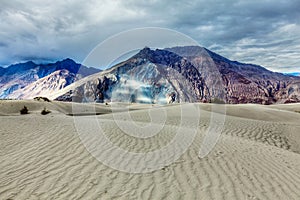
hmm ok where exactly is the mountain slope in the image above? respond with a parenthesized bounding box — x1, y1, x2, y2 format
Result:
(9, 70, 77, 99)
(0, 59, 100, 98)
(167, 46, 300, 104)
(55, 47, 213, 103)
(55, 46, 300, 104)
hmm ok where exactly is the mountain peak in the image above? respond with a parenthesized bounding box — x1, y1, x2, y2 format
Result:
(133, 47, 154, 60)
(25, 61, 36, 65)
(141, 46, 151, 52)
(63, 58, 75, 62)
(132, 47, 183, 65)
(2, 46, 300, 104)
(56, 58, 77, 65)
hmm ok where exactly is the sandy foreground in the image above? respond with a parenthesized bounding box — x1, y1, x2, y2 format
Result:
(0, 100, 300, 200)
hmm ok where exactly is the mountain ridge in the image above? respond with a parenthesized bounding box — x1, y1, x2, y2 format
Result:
(0, 58, 100, 98)
(55, 46, 300, 104)
(1, 46, 299, 104)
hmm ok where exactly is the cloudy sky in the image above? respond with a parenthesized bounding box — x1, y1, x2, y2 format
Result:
(0, 0, 300, 72)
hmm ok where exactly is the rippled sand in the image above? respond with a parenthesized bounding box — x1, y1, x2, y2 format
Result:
(0, 100, 300, 199)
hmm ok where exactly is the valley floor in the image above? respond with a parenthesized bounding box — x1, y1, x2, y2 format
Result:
(0, 100, 300, 199)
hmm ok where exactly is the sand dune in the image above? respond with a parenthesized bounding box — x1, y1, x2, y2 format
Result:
(0, 100, 300, 199)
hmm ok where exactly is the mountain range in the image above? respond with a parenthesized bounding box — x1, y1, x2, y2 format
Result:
(0, 58, 100, 99)
(1, 46, 300, 104)
(285, 72, 300, 77)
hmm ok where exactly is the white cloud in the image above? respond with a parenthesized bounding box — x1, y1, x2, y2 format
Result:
(214, 23, 300, 72)
(0, 0, 299, 73)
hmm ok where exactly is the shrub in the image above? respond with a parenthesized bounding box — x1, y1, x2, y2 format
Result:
(42, 97, 51, 102)
(20, 106, 29, 114)
(41, 107, 51, 115)
(34, 96, 51, 102)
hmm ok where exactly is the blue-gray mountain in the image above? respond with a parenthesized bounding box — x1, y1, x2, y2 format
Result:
(0, 58, 100, 98)
(55, 46, 300, 104)
(285, 72, 300, 77)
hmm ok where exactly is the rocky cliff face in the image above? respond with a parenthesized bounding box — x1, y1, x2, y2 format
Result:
(57, 47, 210, 103)
(54, 46, 299, 104)
(167, 46, 300, 104)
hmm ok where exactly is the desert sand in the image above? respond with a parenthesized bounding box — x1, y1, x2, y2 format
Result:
(0, 100, 300, 199)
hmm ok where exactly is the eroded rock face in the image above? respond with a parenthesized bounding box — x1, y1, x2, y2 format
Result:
(168, 46, 300, 104)
(57, 48, 210, 104)
(274, 81, 300, 103)
(56, 46, 300, 104)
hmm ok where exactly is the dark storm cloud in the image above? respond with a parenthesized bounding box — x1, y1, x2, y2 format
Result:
(0, 42, 8, 47)
(0, 0, 299, 72)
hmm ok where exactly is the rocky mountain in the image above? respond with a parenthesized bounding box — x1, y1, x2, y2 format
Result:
(167, 46, 300, 104)
(0, 58, 100, 98)
(9, 69, 77, 99)
(54, 46, 300, 104)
